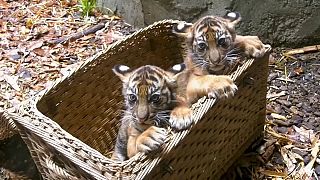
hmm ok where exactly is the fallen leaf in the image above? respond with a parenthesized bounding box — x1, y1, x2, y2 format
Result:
(25, 18, 34, 29)
(4, 49, 21, 61)
(4, 75, 20, 91)
(33, 48, 46, 56)
(293, 67, 304, 75)
(271, 113, 287, 121)
(0, 0, 9, 8)
(304, 136, 319, 177)
(259, 169, 287, 177)
(267, 91, 286, 100)
(28, 40, 44, 51)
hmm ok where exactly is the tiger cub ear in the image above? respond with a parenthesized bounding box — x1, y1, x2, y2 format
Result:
(172, 21, 193, 38)
(165, 63, 186, 84)
(112, 65, 132, 82)
(169, 63, 186, 74)
(223, 11, 241, 29)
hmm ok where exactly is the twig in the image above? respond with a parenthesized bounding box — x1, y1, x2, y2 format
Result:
(283, 45, 320, 56)
(44, 20, 88, 25)
(48, 21, 107, 45)
(276, 77, 295, 83)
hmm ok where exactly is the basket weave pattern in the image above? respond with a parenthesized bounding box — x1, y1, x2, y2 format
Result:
(1, 20, 269, 179)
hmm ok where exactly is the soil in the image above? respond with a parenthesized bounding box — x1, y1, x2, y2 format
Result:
(267, 50, 320, 132)
(224, 49, 320, 179)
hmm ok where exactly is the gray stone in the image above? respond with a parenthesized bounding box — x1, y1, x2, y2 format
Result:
(315, 164, 320, 175)
(97, 0, 320, 47)
(276, 127, 288, 134)
(314, 111, 320, 117)
(96, 0, 145, 28)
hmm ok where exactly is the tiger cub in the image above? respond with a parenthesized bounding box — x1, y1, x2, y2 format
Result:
(173, 11, 271, 75)
(111, 64, 187, 161)
(169, 12, 270, 127)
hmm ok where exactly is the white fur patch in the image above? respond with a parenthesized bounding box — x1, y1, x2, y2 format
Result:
(118, 65, 130, 72)
(177, 22, 186, 31)
(172, 64, 182, 72)
(227, 12, 237, 19)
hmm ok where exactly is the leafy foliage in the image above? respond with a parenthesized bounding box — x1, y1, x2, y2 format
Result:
(80, 0, 96, 17)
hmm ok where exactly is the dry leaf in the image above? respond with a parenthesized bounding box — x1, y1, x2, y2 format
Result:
(33, 48, 46, 56)
(0, 0, 9, 8)
(271, 113, 287, 121)
(26, 18, 34, 29)
(4, 75, 20, 91)
(259, 169, 287, 177)
(293, 67, 304, 75)
(28, 40, 44, 51)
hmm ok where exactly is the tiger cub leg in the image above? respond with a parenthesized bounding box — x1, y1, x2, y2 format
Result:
(235, 35, 271, 58)
(111, 121, 129, 161)
(170, 74, 237, 130)
(127, 126, 167, 158)
(170, 100, 193, 131)
(186, 74, 238, 103)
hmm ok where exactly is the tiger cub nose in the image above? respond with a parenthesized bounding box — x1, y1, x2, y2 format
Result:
(137, 112, 149, 123)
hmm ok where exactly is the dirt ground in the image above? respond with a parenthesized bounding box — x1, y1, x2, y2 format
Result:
(223, 49, 320, 179)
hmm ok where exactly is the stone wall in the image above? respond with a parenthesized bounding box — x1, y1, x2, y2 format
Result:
(97, 0, 320, 47)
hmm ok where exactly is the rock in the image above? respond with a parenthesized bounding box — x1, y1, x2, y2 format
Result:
(279, 86, 287, 91)
(273, 152, 284, 165)
(291, 116, 303, 125)
(277, 127, 288, 134)
(304, 74, 311, 80)
(292, 148, 308, 157)
(268, 73, 278, 82)
(276, 99, 292, 107)
(314, 112, 320, 117)
(302, 122, 314, 130)
(315, 164, 320, 175)
(309, 97, 318, 104)
(289, 106, 299, 114)
(304, 106, 313, 113)
(296, 103, 302, 108)
(308, 118, 315, 124)
(97, 0, 145, 28)
(97, 0, 320, 47)
(274, 104, 283, 114)
(304, 155, 311, 164)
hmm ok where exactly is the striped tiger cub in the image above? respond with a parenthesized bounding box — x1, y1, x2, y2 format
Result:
(168, 12, 271, 127)
(111, 63, 189, 161)
(173, 11, 271, 75)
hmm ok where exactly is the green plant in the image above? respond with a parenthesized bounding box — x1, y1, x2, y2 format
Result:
(80, 0, 96, 17)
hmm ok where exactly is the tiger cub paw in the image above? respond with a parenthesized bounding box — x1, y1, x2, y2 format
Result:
(243, 36, 272, 58)
(207, 76, 238, 99)
(136, 126, 167, 153)
(169, 106, 193, 131)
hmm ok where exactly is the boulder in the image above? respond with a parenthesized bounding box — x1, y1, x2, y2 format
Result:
(97, 0, 320, 47)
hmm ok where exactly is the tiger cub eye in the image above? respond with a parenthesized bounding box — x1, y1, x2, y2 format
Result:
(197, 42, 207, 51)
(128, 94, 137, 103)
(150, 94, 161, 103)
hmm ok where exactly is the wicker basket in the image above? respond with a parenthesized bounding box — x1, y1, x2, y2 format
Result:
(1, 20, 269, 179)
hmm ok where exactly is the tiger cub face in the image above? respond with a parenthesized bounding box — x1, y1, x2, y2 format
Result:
(174, 12, 241, 74)
(113, 64, 185, 128)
